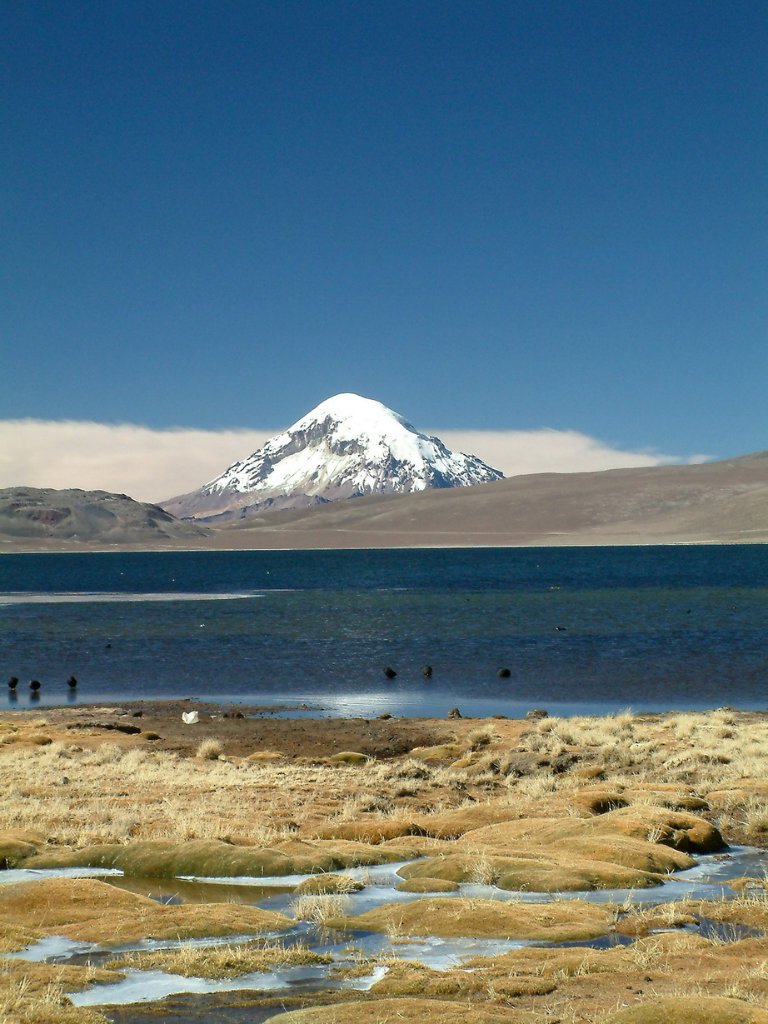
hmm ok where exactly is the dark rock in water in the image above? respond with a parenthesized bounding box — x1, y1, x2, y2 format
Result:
(554, 625, 567, 631)
(526, 708, 549, 719)
(421, 665, 433, 678)
(497, 667, 511, 678)
(67, 675, 78, 688)
(378, 712, 392, 720)
(7, 676, 18, 689)
(383, 666, 397, 679)
(29, 679, 41, 691)
(447, 707, 462, 719)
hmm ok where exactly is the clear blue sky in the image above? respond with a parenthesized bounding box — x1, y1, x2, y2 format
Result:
(3, 0, 767, 457)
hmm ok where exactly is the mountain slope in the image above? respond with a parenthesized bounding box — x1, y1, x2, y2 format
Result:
(162, 393, 503, 521)
(0, 488, 208, 549)
(205, 453, 768, 548)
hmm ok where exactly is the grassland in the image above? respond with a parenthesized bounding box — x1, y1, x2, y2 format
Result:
(2, 704, 768, 1023)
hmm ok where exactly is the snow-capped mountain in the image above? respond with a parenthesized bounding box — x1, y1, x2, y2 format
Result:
(162, 393, 504, 521)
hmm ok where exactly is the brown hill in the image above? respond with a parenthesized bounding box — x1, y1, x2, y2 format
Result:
(0, 488, 208, 551)
(205, 452, 768, 548)
(2, 455, 767, 551)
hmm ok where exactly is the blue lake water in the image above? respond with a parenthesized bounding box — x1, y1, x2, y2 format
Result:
(1, 546, 767, 717)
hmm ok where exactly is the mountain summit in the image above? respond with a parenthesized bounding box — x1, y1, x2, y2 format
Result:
(162, 393, 504, 521)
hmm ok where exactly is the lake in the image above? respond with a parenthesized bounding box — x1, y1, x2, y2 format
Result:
(1, 545, 767, 717)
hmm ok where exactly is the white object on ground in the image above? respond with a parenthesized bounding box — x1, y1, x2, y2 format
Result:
(181, 711, 199, 724)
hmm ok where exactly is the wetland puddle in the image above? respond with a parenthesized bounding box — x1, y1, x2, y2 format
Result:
(4, 846, 768, 1022)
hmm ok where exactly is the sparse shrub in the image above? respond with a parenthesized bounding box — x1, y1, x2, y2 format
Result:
(468, 850, 498, 885)
(295, 872, 364, 895)
(466, 727, 495, 752)
(26, 734, 52, 746)
(90, 743, 123, 764)
(379, 757, 432, 781)
(291, 893, 349, 925)
(744, 798, 768, 836)
(197, 738, 223, 760)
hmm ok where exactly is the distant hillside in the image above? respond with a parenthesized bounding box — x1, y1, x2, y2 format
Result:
(202, 452, 768, 548)
(0, 488, 208, 550)
(3, 452, 767, 552)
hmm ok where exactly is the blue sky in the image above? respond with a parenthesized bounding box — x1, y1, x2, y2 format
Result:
(3, 0, 767, 472)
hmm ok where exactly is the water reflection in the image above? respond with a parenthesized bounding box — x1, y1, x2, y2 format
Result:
(106, 876, 294, 907)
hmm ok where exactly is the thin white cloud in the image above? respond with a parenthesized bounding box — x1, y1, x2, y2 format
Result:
(0, 419, 709, 505)
(435, 430, 710, 478)
(0, 420, 271, 504)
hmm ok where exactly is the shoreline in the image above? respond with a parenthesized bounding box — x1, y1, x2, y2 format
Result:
(2, 536, 766, 554)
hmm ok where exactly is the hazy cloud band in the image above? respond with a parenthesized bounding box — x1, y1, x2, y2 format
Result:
(0, 419, 708, 504)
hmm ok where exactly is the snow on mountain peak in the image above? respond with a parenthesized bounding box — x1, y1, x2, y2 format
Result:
(295, 392, 413, 431)
(163, 393, 504, 522)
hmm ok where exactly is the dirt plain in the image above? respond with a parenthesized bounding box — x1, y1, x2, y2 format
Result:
(2, 703, 768, 1023)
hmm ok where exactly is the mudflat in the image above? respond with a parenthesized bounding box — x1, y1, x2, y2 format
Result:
(2, 703, 768, 1023)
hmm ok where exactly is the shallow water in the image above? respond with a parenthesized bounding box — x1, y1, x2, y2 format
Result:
(164, 847, 768, 914)
(3, 546, 768, 715)
(106, 875, 295, 906)
(4, 845, 767, 1019)
(71, 963, 390, 1007)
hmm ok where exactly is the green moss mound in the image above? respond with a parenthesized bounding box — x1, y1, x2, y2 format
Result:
(0, 829, 41, 868)
(295, 873, 364, 895)
(333, 896, 613, 941)
(329, 751, 369, 765)
(0, 877, 290, 946)
(266, 996, 543, 1023)
(25, 837, 411, 878)
(313, 820, 425, 844)
(395, 877, 459, 893)
(601, 996, 768, 1023)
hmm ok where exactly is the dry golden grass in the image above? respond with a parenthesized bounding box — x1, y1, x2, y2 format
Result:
(0, 961, 115, 1024)
(291, 893, 351, 925)
(4, 706, 768, 1023)
(5, 708, 768, 853)
(0, 722, 756, 833)
(196, 737, 223, 760)
(107, 938, 331, 978)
